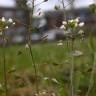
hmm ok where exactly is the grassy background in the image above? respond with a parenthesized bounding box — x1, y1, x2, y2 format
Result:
(0, 38, 96, 96)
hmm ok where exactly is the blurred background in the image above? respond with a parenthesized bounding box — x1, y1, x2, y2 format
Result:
(0, 0, 96, 44)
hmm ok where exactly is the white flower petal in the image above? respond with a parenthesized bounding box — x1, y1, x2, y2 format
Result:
(62, 21, 67, 25)
(0, 31, 3, 35)
(72, 50, 83, 57)
(1, 17, 6, 22)
(8, 18, 13, 23)
(68, 19, 74, 23)
(51, 78, 59, 84)
(60, 25, 65, 29)
(13, 22, 15, 25)
(5, 26, 8, 29)
(43, 77, 49, 80)
(25, 44, 29, 48)
(79, 22, 84, 27)
(74, 17, 80, 23)
(78, 30, 84, 34)
(57, 42, 63, 46)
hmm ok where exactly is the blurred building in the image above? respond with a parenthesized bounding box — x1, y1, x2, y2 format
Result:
(44, 8, 96, 29)
(0, 0, 96, 44)
(0, 7, 28, 44)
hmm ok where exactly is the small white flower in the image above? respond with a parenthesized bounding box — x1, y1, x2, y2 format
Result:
(13, 22, 15, 25)
(51, 78, 59, 84)
(0, 31, 3, 35)
(60, 25, 65, 29)
(5, 26, 8, 29)
(8, 18, 13, 23)
(72, 50, 83, 57)
(74, 17, 80, 23)
(57, 42, 63, 46)
(68, 19, 74, 23)
(79, 22, 84, 27)
(25, 44, 29, 48)
(78, 30, 84, 34)
(1, 17, 6, 22)
(57, 40, 63, 46)
(42, 91, 46, 95)
(74, 23, 78, 27)
(43, 77, 49, 80)
(62, 21, 67, 25)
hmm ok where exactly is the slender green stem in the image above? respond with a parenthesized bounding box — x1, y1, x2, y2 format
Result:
(3, 48, 7, 96)
(28, 43, 39, 93)
(70, 56, 74, 96)
(26, 0, 39, 94)
(2, 31, 8, 96)
(70, 38, 75, 96)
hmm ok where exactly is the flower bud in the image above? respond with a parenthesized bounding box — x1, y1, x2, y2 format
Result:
(8, 18, 13, 23)
(1, 17, 6, 22)
(79, 22, 84, 27)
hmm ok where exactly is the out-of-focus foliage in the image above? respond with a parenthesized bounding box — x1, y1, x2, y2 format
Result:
(89, 4, 96, 13)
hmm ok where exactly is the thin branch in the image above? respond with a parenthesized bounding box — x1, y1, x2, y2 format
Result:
(14, 18, 28, 27)
(63, 0, 75, 9)
(61, 0, 67, 21)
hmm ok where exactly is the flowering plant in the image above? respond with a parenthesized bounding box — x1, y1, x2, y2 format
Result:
(0, 17, 15, 35)
(60, 17, 84, 39)
(0, 17, 15, 29)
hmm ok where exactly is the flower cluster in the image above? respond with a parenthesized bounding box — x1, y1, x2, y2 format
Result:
(0, 17, 15, 35)
(60, 17, 84, 30)
(60, 17, 84, 39)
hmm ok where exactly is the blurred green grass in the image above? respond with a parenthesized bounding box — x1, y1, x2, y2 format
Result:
(0, 38, 95, 77)
(0, 38, 96, 96)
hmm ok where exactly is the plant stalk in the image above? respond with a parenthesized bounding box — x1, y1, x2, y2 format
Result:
(70, 38, 75, 96)
(26, 0, 39, 94)
(2, 30, 8, 96)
